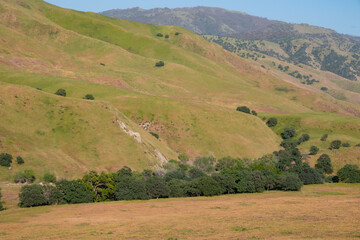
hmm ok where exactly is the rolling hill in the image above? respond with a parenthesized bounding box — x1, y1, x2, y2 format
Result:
(0, 0, 359, 181)
(101, 6, 360, 81)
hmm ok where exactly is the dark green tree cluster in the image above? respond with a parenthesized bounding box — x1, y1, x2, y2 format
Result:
(236, 106, 257, 116)
(266, 117, 278, 127)
(337, 165, 360, 183)
(0, 153, 12, 167)
(55, 88, 66, 97)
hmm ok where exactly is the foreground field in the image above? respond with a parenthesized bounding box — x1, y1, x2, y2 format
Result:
(0, 184, 359, 239)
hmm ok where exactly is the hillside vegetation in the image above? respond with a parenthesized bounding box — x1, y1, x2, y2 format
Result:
(102, 6, 360, 81)
(0, 0, 359, 181)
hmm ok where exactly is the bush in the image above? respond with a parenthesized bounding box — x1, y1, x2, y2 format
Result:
(320, 134, 328, 141)
(165, 35, 169, 39)
(175, 32, 180, 36)
(337, 164, 360, 183)
(329, 140, 341, 150)
(309, 146, 319, 155)
(178, 153, 189, 164)
(236, 106, 250, 114)
(320, 87, 328, 91)
(266, 117, 278, 127)
(298, 134, 310, 144)
(146, 176, 169, 199)
(0, 153, 12, 167)
(342, 142, 350, 147)
(83, 94, 95, 100)
(156, 33, 163, 37)
(281, 127, 296, 139)
(55, 89, 66, 97)
(193, 176, 222, 196)
(19, 184, 47, 208)
(277, 172, 303, 191)
(14, 169, 36, 183)
(149, 132, 159, 139)
(56, 180, 93, 204)
(43, 173, 56, 183)
(164, 169, 187, 182)
(16, 156, 24, 165)
(251, 110, 258, 116)
(155, 61, 165, 67)
(315, 154, 333, 174)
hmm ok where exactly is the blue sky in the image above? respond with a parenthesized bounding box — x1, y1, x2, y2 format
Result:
(45, 0, 360, 36)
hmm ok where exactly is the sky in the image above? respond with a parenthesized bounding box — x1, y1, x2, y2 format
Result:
(45, 0, 360, 36)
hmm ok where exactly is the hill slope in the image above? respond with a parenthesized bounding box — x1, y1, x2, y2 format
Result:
(101, 6, 360, 81)
(0, 0, 359, 181)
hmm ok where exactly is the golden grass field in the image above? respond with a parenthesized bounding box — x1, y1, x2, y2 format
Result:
(0, 183, 359, 239)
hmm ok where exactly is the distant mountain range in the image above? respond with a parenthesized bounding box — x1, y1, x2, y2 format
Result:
(101, 7, 360, 81)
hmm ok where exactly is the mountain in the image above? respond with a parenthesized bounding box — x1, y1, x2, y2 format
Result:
(101, 7, 360, 81)
(0, 0, 359, 181)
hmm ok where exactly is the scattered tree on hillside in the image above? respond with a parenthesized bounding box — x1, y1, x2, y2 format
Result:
(149, 132, 159, 139)
(84, 94, 95, 100)
(156, 33, 163, 37)
(266, 117, 278, 127)
(281, 127, 296, 139)
(0, 153, 12, 167)
(55, 89, 66, 97)
(16, 156, 24, 165)
(342, 142, 350, 147)
(329, 140, 342, 150)
(315, 154, 333, 174)
(236, 106, 251, 114)
(178, 153, 189, 164)
(251, 110, 258, 116)
(309, 146, 319, 155)
(155, 61, 165, 67)
(320, 134, 328, 141)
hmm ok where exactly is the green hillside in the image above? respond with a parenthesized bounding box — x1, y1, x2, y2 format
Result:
(0, 0, 359, 181)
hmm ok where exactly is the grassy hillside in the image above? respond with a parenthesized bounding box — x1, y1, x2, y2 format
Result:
(0, 0, 359, 181)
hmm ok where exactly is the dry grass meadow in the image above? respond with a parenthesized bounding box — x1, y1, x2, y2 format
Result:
(0, 183, 359, 239)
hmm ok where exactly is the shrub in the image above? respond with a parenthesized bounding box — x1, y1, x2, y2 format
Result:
(236, 106, 250, 114)
(266, 117, 278, 127)
(43, 173, 56, 183)
(165, 35, 169, 39)
(83, 94, 95, 100)
(0, 153, 12, 167)
(298, 134, 310, 144)
(178, 153, 189, 164)
(309, 146, 319, 155)
(56, 180, 93, 204)
(14, 169, 36, 183)
(342, 142, 350, 147)
(337, 164, 360, 183)
(155, 61, 165, 67)
(329, 140, 341, 150)
(175, 32, 180, 36)
(55, 89, 66, 97)
(251, 110, 258, 116)
(16, 156, 24, 165)
(281, 127, 296, 139)
(277, 172, 303, 191)
(156, 33, 163, 37)
(146, 176, 169, 199)
(215, 156, 245, 172)
(193, 176, 222, 196)
(149, 132, 159, 139)
(164, 169, 187, 182)
(320, 134, 328, 141)
(315, 154, 333, 174)
(320, 87, 328, 91)
(19, 184, 47, 208)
